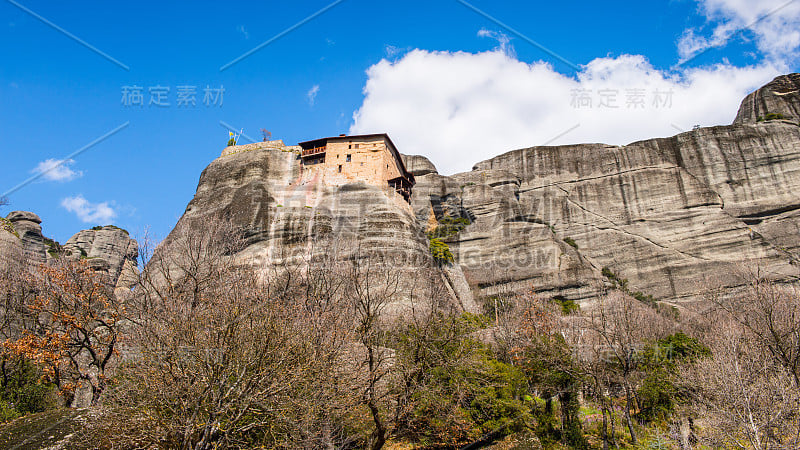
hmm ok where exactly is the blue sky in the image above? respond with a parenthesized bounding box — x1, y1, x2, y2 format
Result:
(1, 0, 799, 243)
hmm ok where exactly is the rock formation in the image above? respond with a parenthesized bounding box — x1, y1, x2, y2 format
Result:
(168, 74, 800, 308)
(419, 120, 800, 304)
(62, 226, 138, 286)
(173, 144, 478, 313)
(4, 211, 47, 265)
(734, 73, 800, 123)
(0, 212, 137, 289)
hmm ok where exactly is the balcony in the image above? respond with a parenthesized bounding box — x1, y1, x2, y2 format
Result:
(301, 146, 326, 157)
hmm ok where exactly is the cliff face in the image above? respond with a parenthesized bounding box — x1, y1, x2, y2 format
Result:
(5, 211, 47, 264)
(62, 226, 138, 285)
(446, 121, 800, 303)
(173, 145, 478, 313)
(734, 73, 800, 124)
(170, 74, 800, 307)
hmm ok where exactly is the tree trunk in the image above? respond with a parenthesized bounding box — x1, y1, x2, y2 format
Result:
(601, 402, 610, 450)
(559, 390, 585, 448)
(366, 346, 386, 450)
(368, 400, 386, 450)
(609, 400, 619, 449)
(624, 383, 637, 445)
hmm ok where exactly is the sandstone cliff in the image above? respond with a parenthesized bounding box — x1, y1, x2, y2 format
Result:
(62, 226, 138, 285)
(170, 74, 800, 308)
(173, 144, 479, 313)
(0, 212, 137, 289)
(734, 73, 800, 124)
(4, 211, 48, 265)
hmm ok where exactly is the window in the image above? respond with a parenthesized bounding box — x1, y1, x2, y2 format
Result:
(360, 162, 364, 166)
(338, 165, 342, 173)
(346, 154, 351, 162)
(354, 144, 359, 149)
(348, 144, 352, 149)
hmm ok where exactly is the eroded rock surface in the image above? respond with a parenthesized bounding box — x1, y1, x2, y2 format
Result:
(5, 211, 47, 265)
(170, 144, 478, 313)
(168, 74, 800, 307)
(461, 123, 800, 303)
(734, 73, 800, 123)
(63, 226, 138, 285)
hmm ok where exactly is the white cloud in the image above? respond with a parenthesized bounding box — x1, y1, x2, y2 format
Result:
(307, 84, 320, 106)
(477, 28, 515, 58)
(350, 49, 781, 174)
(679, 0, 800, 64)
(61, 195, 116, 224)
(32, 158, 83, 182)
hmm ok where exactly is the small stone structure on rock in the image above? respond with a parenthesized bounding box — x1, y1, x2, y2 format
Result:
(220, 134, 416, 204)
(297, 133, 415, 203)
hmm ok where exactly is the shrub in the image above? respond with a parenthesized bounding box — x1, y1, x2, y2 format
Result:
(0, 217, 18, 237)
(632, 291, 655, 305)
(551, 296, 580, 314)
(43, 237, 62, 257)
(636, 333, 710, 423)
(391, 314, 530, 447)
(0, 401, 21, 423)
(0, 357, 58, 421)
(758, 113, 787, 122)
(427, 216, 471, 239)
(459, 312, 493, 329)
(429, 237, 454, 264)
(227, 138, 236, 146)
(656, 332, 711, 362)
(563, 237, 578, 249)
(601, 267, 628, 290)
(637, 368, 676, 422)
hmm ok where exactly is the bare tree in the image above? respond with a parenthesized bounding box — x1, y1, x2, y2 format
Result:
(581, 292, 671, 445)
(343, 247, 403, 450)
(94, 218, 367, 449)
(680, 274, 800, 449)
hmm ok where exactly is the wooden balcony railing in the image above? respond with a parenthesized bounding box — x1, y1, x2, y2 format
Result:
(301, 146, 326, 157)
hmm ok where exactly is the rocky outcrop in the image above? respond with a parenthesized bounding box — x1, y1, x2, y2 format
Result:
(171, 143, 478, 313)
(404, 77, 800, 304)
(401, 154, 438, 176)
(63, 226, 138, 285)
(461, 122, 800, 303)
(0, 211, 137, 288)
(734, 73, 800, 123)
(167, 74, 800, 308)
(5, 211, 47, 264)
(0, 218, 24, 271)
